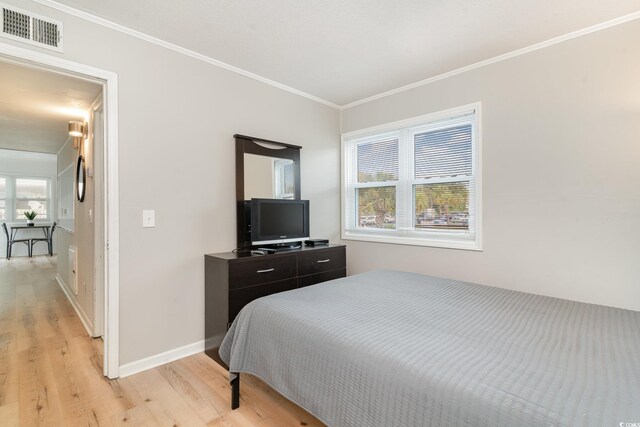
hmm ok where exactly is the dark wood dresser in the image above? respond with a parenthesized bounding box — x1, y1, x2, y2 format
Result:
(204, 244, 346, 360)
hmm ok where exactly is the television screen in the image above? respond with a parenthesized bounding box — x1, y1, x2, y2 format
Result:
(260, 202, 305, 236)
(250, 198, 309, 245)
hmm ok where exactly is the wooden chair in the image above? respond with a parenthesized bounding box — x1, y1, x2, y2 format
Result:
(2, 223, 31, 259)
(30, 222, 57, 256)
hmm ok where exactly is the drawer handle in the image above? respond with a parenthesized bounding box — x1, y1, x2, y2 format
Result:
(316, 259, 331, 263)
(257, 268, 275, 273)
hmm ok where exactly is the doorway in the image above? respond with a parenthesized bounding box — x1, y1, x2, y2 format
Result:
(0, 42, 120, 378)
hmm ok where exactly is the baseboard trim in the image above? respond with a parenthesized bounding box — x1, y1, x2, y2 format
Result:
(119, 340, 205, 378)
(55, 274, 94, 337)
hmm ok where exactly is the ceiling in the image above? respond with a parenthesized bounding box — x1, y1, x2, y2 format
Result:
(0, 60, 102, 153)
(48, 0, 640, 106)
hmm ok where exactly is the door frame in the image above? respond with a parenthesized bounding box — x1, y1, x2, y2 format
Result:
(0, 42, 120, 378)
(90, 95, 105, 340)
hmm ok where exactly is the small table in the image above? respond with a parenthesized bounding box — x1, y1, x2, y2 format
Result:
(10, 224, 52, 241)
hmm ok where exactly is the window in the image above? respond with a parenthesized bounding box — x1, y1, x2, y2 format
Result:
(15, 178, 50, 219)
(273, 159, 295, 199)
(342, 104, 481, 250)
(0, 176, 51, 222)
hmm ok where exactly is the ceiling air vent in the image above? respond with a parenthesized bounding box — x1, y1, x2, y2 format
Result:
(1, 3, 63, 52)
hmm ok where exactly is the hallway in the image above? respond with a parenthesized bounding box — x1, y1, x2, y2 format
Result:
(0, 257, 322, 426)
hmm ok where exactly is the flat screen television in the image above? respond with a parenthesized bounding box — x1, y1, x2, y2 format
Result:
(250, 198, 310, 246)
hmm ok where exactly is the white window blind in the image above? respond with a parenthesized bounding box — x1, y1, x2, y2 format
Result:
(342, 104, 481, 250)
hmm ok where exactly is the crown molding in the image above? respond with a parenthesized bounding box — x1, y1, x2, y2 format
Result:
(341, 10, 640, 110)
(30, 0, 341, 110)
(27, 1, 640, 111)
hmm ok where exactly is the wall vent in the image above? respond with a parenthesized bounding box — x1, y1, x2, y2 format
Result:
(0, 3, 63, 52)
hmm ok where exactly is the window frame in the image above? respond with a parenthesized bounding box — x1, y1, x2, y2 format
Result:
(341, 103, 482, 251)
(0, 174, 53, 222)
(0, 176, 7, 221)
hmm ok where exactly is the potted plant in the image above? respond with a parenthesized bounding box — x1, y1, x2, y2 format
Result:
(24, 211, 37, 226)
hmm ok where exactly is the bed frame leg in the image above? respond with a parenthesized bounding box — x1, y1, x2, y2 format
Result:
(231, 373, 240, 410)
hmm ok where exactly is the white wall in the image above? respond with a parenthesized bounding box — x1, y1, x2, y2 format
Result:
(0, 149, 57, 257)
(3, 0, 341, 366)
(341, 20, 640, 311)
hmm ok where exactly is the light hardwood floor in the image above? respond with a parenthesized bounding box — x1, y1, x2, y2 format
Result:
(0, 256, 324, 426)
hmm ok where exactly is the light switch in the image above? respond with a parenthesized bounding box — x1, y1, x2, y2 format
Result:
(142, 210, 156, 228)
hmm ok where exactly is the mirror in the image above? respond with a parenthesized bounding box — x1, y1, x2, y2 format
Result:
(244, 154, 295, 199)
(76, 155, 86, 202)
(235, 134, 301, 248)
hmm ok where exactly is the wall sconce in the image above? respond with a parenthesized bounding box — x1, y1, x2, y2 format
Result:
(68, 120, 85, 137)
(68, 120, 87, 149)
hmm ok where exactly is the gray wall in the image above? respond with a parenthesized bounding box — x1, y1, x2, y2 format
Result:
(5, 0, 340, 365)
(341, 20, 640, 311)
(56, 138, 75, 288)
(56, 120, 96, 334)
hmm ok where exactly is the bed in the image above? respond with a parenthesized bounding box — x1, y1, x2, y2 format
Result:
(219, 270, 640, 426)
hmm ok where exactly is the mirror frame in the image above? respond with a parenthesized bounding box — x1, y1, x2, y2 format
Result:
(76, 154, 86, 202)
(235, 134, 301, 248)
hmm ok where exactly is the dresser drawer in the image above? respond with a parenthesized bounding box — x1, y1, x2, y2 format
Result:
(297, 247, 346, 276)
(205, 245, 347, 362)
(229, 255, 297, 289)
(298, 267, 346, 288)
(229, 278, 297, 322)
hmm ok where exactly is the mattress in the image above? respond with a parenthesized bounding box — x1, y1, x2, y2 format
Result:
(219, 270, 640, 426)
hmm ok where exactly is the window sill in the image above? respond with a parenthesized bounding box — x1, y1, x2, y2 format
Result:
(341, 230, 482, 251)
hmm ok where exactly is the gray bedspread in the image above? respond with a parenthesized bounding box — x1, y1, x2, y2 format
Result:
(219, 270, 640, 426)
